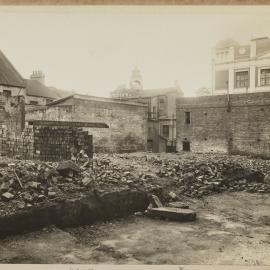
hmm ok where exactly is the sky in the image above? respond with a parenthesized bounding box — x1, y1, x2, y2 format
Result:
(1, 6, 270, 97)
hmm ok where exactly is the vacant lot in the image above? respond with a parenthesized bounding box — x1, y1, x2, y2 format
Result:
(0, 191, 269, 265)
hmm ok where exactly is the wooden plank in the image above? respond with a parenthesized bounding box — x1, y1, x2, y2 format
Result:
(27, 120, 109, 128)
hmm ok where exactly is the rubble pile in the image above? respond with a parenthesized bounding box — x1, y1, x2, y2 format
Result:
(153, 155, 270, 197)
(1, 153, 270, 215)
(0, 157, 160, 215)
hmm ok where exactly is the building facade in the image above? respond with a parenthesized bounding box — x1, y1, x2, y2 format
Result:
(25, 70, 73, 108)
(213, 37, 270, 95)
(26, 94, 148, 153)
(111, 68, 183, 152)
(0, 50, 26, 133)
(176, 92, 270, 158)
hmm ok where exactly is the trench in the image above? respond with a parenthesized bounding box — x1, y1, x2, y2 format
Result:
(0, 189, 149, 238)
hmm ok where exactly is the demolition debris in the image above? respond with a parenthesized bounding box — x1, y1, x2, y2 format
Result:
(0, 153, 270, 218)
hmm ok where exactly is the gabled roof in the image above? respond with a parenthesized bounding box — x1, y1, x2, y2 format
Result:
(48, 86, 76, 99)
(47, 94, 147, 107)
(26, 80, 75, 100)
(0, 50, 25, 88)
(26, 79, 58, 99)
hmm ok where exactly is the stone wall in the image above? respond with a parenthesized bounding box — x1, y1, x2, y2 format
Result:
(25, 96, 148, 153)
(0, 92, 25, 134)
(176, 92, 270, 158)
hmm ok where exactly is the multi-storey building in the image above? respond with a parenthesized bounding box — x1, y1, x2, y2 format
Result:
(111, 68, 183, 152)
(212, 37, 270, 95)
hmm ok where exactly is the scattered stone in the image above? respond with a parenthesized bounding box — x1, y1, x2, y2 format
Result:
(2, 192, 14, 201)
(0, 182, 10, 192)
(168, 191, 177, 200)
(23, 192, 33, 202)
(57, 161, 80, 176)
(48, 191, 56, 198)
(149, 194, 163, 208)
(0, 162, 8, 168)
(28, 181, 40, 189)
(264, 174, 270, 184)
(134, 211, 143, 216)
(82, 177, 92, 186)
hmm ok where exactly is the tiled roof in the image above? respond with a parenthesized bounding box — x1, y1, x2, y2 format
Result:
(47, 94, 147, 107)
(26, 79, 58, 99)
(0, 50, 25, 88)
(26, 80, 75, 100)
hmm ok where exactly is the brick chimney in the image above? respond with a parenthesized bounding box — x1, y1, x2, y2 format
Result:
(30, 70, 45, 85)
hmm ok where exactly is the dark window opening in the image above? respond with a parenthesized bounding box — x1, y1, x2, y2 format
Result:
(3, 90, 11, 98)
(235, 70, 249, 88)
(260, 69, 270, 86)
(182, 141, 190, 151)
(162, 125, 169, 138)
(185, 112, 191, 124)
(30, 100, 39, 105)
(46, 98, 53, 104)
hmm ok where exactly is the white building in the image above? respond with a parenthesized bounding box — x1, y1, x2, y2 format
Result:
(212, 37, 270, 95)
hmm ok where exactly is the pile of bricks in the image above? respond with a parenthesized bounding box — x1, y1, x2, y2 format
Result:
(33, 126, 93, 161)
(0, 124, 93, 162)
(0, 126, 34, 159)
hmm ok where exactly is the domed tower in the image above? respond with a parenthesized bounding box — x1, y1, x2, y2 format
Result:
(129, 67, 143, 91)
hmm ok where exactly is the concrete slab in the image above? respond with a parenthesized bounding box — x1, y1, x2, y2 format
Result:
(167, 201, 189, 209)
(147, 207, 196, 222)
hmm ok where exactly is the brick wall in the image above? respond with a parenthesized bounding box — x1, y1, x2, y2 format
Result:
(25, 96, 148, 153)
(176, 92, 270, 158)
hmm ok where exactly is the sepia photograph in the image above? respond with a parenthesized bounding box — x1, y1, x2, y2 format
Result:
(0, 5, 269, 267)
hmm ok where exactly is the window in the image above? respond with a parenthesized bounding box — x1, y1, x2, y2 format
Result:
(153, 106, 157, 119)
(30, 100, 39, 105)
(159, 98, 166, 116)
(185, 112, 191, 124)
(162, 125, 169, 138)
(260, 69, 270, 86)
(235, 71, 249, 88)
(3, 90, 11, 98)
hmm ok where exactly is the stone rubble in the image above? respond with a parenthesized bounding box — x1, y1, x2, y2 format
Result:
(0, 153, 270, 215)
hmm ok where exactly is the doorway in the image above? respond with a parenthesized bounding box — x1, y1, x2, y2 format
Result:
(182, 140, 190, 151)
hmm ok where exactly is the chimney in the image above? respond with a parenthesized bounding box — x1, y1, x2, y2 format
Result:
(30, 70, 45, 85)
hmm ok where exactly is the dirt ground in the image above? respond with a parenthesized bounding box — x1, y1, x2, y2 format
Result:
(0, 191, 269, 265)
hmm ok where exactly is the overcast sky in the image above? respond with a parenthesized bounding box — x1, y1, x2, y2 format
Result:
(1, 6, 270, 97)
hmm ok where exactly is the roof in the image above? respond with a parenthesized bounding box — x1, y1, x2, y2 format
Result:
(47, 94, 148, 107)
(136, 87, 183, 98)
(0, 50, 25, 88)
(26, 80, 75, 100)
(215, 38, 239, 49)
(48, 86, 76, 99)
(26, 79, 58, 99)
